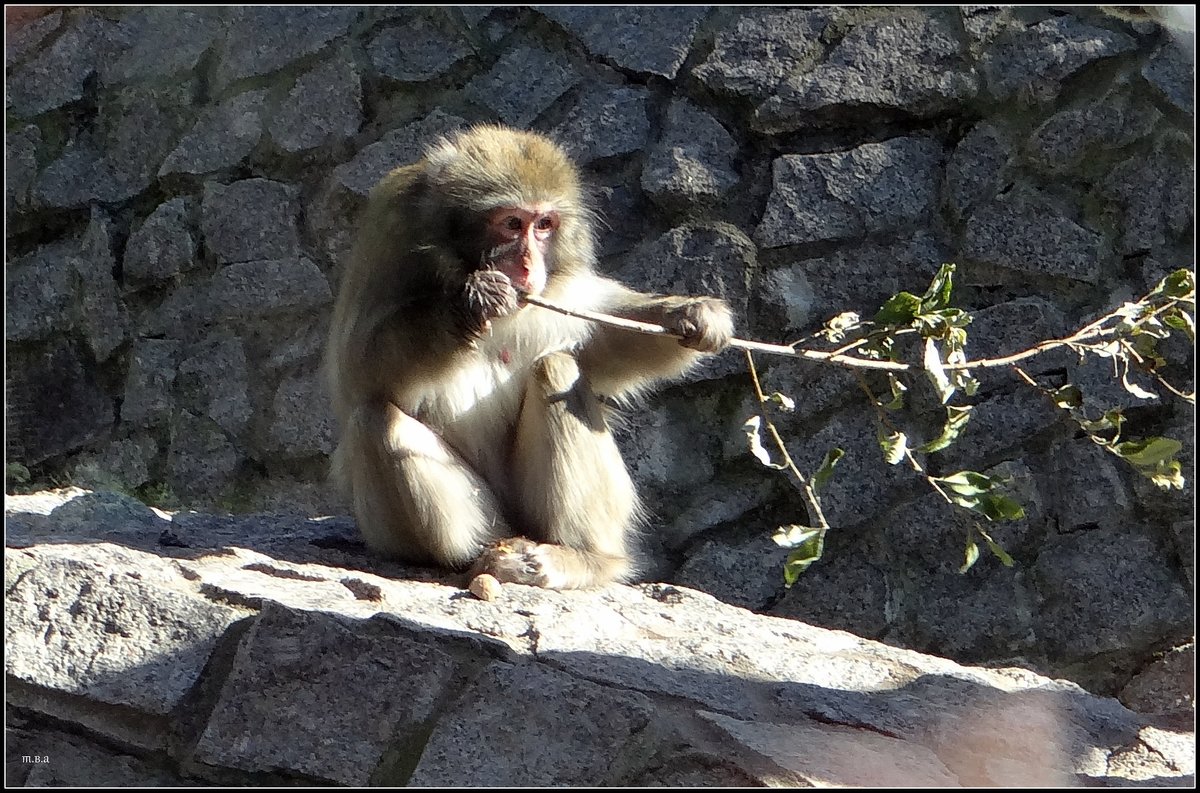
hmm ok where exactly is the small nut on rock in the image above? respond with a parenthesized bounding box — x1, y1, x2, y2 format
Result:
(468, 572, 502, 601)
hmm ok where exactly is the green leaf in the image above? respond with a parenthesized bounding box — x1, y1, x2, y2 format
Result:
(924, 337, 956, 404)
(1078, 409, 1125, 436)
(1159, 268, 1196, 299)
(782, 530, 827, 585)
(1120, 370, 1159, 400)
(919, 404, 973, 453)
(812, 447, 845, 494)
(935, 470, 997, 497)
(878, 427, 908, 465)
(1112, 437, 1182, 467)
(919, 263, 957, 312)
(882, 374, 908, 410)
(1163, 308, 1195, 344)
(959, 538, 981, 573)
(975, 494, 1026, 521)
(773, 524, 824, 549)
(874, 291, 922, 325)
(977, 528, 1015, 567)
(743, 416, 786, 470)
(822, 311, 863, 342)
(1147, 460, 1185, 490)
(1051, 385, 1083, 410)
(766, 391, 797, 412)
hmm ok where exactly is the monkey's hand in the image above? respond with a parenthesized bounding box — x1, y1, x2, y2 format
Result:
(458, 269, 519, 338)
(664, 297, 734, 353)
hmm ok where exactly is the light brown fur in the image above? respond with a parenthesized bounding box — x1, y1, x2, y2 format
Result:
(326, 125, 733, 589)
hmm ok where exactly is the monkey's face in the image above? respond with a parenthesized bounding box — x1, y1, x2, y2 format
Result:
(479, 204, 558, 297)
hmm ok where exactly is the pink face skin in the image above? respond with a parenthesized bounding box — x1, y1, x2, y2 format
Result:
(482, 205, 559, 296)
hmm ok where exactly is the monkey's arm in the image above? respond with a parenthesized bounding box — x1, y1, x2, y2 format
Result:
(576, 280, 733, 399)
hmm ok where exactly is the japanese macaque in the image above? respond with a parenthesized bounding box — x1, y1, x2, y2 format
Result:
(325, 125, 733, 589)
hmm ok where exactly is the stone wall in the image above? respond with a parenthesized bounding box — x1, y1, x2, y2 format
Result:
(5, 6, 1194, 702)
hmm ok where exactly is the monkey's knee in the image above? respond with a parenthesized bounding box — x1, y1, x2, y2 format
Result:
(340, 401, 508, 568)
(528, 352, 606, 431)
(530, 351, 582, 392)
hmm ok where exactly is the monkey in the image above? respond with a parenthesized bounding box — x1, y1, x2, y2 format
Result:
(325, 125, 733, 590)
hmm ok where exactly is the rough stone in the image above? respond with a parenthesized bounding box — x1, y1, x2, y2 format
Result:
(330, 110, 468, 198)
(177, 334, 252, 437)
(105, 7, 221, 84)
(1101, 135, 1194, 255)
(944, 121, 1015, 220)
(70, 436, 156, 493)
(5, 544, 248, 751)
(757, 13, 978, 131)
(194, 603, 466, 785)
(160, 90, 268, 176)
(5, 341, 114, 466)
(411, 660, 657, 786)
(267, 371, 336, 458)
(6, 12, 127, 117)
(166, 410, 242, 498)
(702, 711, 959, 786)
(775, 406, 917, 529)
(368, 17, 473, 82)
(769, 553, 890, 639)
(213, 7, 357, 88)
(123, 197, 198, 285)
(765, 232, 947, 322)
(5, 242, 76, 344)
(120, 339, 181, 428)
(1120, 643, 1195, 716)
(201, 179, 302, 264)
(549, 83, 653, 164)
(935, 389, 1062, 472)
(675, 533, 790, 611)
(34, 135, 132, 208)
(756, 137, 942, 248)
(1142, 39, 1193, 115)
(1026, 92, 1161, 174)
(963, 189, 1106, 283)
(642, 99, 740, 213)
(1043, 440, 1134, 533)
(980, 16, 1136, 105)
(964, 297, 1069, 363)
(695, 9, 831, 102)
(6, 124, 41, 215)
(1034, 527, 1192, 664)
(5, 8, 63, 67)
(466, 45, 581, 128)
(206, 258, 333, 319)
(4, 492, 1194, 786)
(538, 7, 705, 78)
(72, 209, 130, 363)
(270, 58, 362, 153)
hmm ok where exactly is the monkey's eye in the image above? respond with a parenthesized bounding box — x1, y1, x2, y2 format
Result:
(535, 214, 558, 232)
(503, 216, 523, 232)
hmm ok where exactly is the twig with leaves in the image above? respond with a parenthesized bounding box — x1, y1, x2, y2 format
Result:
(522, 266, 1195, 582)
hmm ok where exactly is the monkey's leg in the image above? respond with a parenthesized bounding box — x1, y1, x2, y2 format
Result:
(490, 352, 638, 589)
(335, 402, 511, 568)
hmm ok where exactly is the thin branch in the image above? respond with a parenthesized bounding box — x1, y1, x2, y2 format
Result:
(743, 349, 831, 532)
(521, 288, 1193, 376)
(521, 293, 799, 356)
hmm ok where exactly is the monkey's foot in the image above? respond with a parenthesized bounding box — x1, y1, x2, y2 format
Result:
(468, 537, 557, 588)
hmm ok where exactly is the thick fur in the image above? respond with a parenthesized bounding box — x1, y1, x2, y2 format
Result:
(326, 125, 733, 589)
